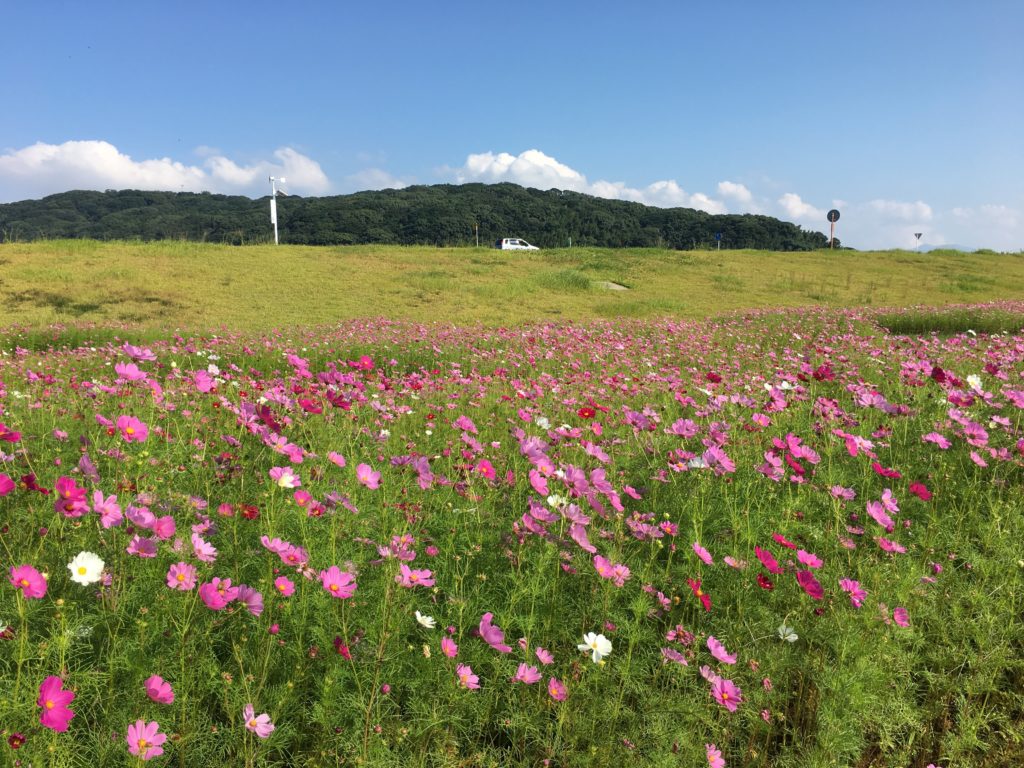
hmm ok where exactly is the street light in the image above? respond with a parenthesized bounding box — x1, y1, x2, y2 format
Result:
(269, 176, 287, 245)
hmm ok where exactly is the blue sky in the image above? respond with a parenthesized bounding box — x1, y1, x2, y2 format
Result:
(2, 1, 1021, 249)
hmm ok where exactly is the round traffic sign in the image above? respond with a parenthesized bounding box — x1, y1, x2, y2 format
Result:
(827, 209, 840, 223)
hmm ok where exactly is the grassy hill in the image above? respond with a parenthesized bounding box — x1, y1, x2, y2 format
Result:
(1, 240, 1022, 331)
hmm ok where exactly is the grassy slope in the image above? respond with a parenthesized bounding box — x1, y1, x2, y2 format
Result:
(1, 240, 1022, 331)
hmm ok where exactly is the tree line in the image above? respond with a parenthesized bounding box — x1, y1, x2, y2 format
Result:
(0, 184, 831, 250)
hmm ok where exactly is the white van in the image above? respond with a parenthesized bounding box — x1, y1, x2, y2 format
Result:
(494, 238, 539, 251)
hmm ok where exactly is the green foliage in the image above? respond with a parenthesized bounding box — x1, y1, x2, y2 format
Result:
(0, 184, 830, 250)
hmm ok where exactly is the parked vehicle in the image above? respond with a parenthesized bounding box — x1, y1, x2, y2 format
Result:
(494, 237, 539, 251)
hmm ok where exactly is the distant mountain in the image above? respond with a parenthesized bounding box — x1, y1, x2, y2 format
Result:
(0, 184, 830, 251)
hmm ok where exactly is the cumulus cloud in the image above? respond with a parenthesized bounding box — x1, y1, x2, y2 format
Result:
(865, 199, 933, 221)
(717, 181, 752, 203)
(0, 140, 330, 201)
(777, 192, 825, 221)
(449, 149, 726, 213)
(343, 168, 412, 191)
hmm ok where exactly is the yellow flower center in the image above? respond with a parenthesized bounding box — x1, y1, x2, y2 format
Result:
(330, 584, 338, 592)
(138, 738, 149, 749)
(248, 719, 257, 728)
(78, 567, 87, 575)
(20, 578, 29, 587)
(45, 699, 55, 709)
(176, 573, 185, 582)
(722, 692, 729, 700)
(409, 573, 418, 582)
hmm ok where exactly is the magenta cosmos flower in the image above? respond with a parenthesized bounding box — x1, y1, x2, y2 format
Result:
(512, 663, 542, 685)
(117, 415, 149, 443)
(547, 677, 567, 701)
(10, 565, 47, 599)
(198, 577, 239, 610)
(37, 676, 75, 731)
(144, 675, 174, 704)
(243, 704, 275, 739)
(126, 719, 166, 760)
(319, 566, 357, 599)
(274, 576, 295, 597)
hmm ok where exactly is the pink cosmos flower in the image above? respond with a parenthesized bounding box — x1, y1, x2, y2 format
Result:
(754, 546, 784, 575)
(395, 564, 435, 588)
(115, 361, 147, 381)
(687, 578, 711, 611)
(796, 549, 823, 569)
(456, 663, 480, 690)
(153, 516, 176, 540)
(268, 466, 301, 489)
(319, 566, 357, 599)
(535, 647, 554, 665)
(441, 637, 458, 658)
(274, 576, 295, 597)
(706, 743, 726, 768)
(243, 704, 275, 739)
(117, 415, 149, 443)
(707, 636, 737, 665)
(10, 565, 47, 599)
(236, 585, 264, 617)
(512, 663, 542, 684)
(38, 676, 76, 731)
(54, 476, 88, 517)
(877, 537, 907, 554)
(92, 491, 123, 528)
(839, 578, 866, 608)
(126, 535, 158, 558)
(0, 473, 14, 496)
(355, 463, 381, 490)
(166, 562, 196, 591)
(191, 532, 218, 563)
(893, 607, 911, 627)
(711, 677, 743, 712)
(866, 501, 895, 530)
(328, 451, 346, 468)
(144, 675, 174, 704)
(478, 612, 512, 653)
(661, 647, 689, 666)
(693, 541, 714, 566)
(547, 677, 567, 701)
(198, 577, 238, 610)
(473, 459, 496, 481)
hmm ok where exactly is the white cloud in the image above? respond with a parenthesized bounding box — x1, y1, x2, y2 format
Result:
(344, 168, 411, 190)
(717, 181, 752, 203)
(0, 140, 330, 201)
(449, 148, 726, 212)
(865, 199, 933, 221)
(777, 192, 825, 221)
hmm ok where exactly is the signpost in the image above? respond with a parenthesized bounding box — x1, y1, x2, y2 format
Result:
(715, 232, 722, 250)
(826, 209, 840, 249)
(914, 233, 923, 249)
(269, 176, 286, 245)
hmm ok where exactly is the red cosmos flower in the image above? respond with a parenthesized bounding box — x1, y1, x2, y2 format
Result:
(908, 482, 932, 501)
(871, 462, 902, 479)
(756, 574, 775, 590)
(0, 422, 21, 443)
(687, 578, 711, 611)
(705, 371, 722, 383)
(755, 546, 784, 575)
(577, 407, 596, 419)
(333, 636, 352, 659)
(8, 732, 26, 749)
(771, 533, 798, 550)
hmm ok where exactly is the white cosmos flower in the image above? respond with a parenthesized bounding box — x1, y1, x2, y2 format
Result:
(966, 374, 983, 392)
(535, 416, 551, 430)
(777, 624, 798, 643)
(577, 632, 613, 663)
(415, 611, 436, 629)
(67, 551, 105, 586)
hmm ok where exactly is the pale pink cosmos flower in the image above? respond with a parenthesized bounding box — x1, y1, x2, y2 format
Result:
(535, 647, 554, 665)
(274, 576, 295, 597)
(236, 585, 264, 616)
(692, 541, 714, 566)
(440, 637, 458, 658)
(191, 532, 217, 563)
(839, 578, 867, 608)
(144, 675, 174, 704)
(456, 663, 480, 689)
(355, 463, 381, 489)
(268, 466, 301, 489)
(328, 451, 346, 468)
(166, 562, 196, 591)
(707, 636, 737, 665)
(93, 491, 123, 528)
(243, 704, 275, 738)
(512, 663, 542, 684)
(478, 612, 512, 653)
(706, 743, 726, 768)
(126, 719, 166, 760)
(126, 536, 158, 558)
(395, 564, 435, 588)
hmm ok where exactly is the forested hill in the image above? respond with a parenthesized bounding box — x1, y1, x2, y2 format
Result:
(0, 184, 830, 250)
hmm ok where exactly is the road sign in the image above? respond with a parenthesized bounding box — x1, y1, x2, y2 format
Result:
(827, 209, 840, 223)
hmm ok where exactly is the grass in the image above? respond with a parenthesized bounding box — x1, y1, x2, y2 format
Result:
(1, 240, 1023, 331)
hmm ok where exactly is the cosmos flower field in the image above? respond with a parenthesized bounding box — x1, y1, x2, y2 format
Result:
(2, 304, 1023, 767)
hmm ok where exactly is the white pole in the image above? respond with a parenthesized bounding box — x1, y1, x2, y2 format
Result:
(269, 177, 279, 245)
